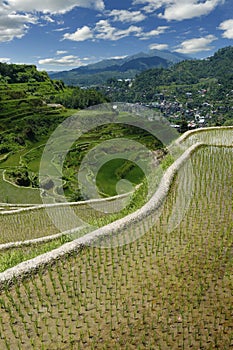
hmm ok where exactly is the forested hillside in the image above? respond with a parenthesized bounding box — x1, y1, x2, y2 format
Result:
(0, 63, 107, 156)
(101, 46, 233, 127)
(49, 49, 188, 86)
(0, 63, 49, 84)
(0, 63, 158, 201)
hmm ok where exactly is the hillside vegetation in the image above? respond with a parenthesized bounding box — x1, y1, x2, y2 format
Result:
(101, 46, 233, 127)
(0, 63, 107, 155)
(0, 63, 162, 204)
(0, 63, 109, 204)
(49, 49, 188, 86)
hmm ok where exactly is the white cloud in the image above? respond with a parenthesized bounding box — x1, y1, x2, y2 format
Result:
(133, 0, 223, 20)
(63, 20, 143, 42)
(0, 8, 37, 42)
(0, 1, 101, 42)
(159, 0, 223, 21)
(7, 12, 37, 23)
(38, 55, 86, 67)
(56, 50, 68, 55)
(0, 57, 11, 63)
(63, 25, 93, 41)
(132, 0, 166, 14)
(95, 20, 142, 40)
(6, 0, 105, 14)
(149, 43, 169, 50)
(42, 15, 55, 23)
(108, 9, 146, 23)
(218, 19, 233, 39)
(175, 35, 217, 54)
(138, 26, 169, 40)
(53, 27, 70, 32)
(63, 21, 169, 42)
(110, 55, 128, 59)
(95, 22, 168, 41)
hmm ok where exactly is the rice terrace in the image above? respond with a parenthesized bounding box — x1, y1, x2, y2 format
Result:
(0, 102, 232, 350)
(0, 57, 233, 350)
(1, 1, 233, 346)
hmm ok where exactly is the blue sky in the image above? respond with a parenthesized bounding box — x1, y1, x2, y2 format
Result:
(0, 0, 232, 71)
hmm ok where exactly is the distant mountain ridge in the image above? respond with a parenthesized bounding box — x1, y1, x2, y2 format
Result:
(102, 45, 233, 105)
(48, 49, 190, 86)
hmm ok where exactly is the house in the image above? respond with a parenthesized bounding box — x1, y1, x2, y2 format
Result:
(47, 103, 64, 109)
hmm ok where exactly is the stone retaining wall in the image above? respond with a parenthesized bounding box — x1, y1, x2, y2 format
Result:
(178, 126, 233, 144)
(0, 142, 203, 288)
(0, 191, 132, 215)
(1, 126, 232, 288)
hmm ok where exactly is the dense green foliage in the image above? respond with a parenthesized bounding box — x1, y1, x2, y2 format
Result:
(0, 62, 161, 201)
(0, 63, 49, 84)
(51, 86, 107, 109)
(0, 62, 109, 202)
(0, 63, 108, 156)
(131, 46, 233, 95)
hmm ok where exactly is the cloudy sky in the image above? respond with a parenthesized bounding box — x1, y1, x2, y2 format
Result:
(0, 0, 232, 71)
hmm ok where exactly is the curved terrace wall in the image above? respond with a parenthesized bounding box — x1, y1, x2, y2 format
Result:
(0, 126, 232, 287)
(0, 142, 203, 287)
(0, 192, 133, 245)
(178, 126, 233, 146)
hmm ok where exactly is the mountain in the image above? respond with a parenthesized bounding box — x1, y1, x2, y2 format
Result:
(48, 50, 190, 86)
(147, 49, 189, 63)
(101, 46, 233, 119)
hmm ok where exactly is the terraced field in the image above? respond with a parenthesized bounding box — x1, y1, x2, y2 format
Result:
(0, 127, 232, 349)
(0, 80, 78, 205)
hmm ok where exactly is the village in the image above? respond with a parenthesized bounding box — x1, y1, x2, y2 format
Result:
(101, 78, 233, 131)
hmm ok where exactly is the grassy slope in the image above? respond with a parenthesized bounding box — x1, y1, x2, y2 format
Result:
(96, 159, 144, 196)
(0, 79, 78, 203)
(0, 79, 161, 203)
(0, 170, 41, 204)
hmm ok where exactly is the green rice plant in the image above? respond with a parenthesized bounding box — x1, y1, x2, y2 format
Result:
(0, 128, 232, 349)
